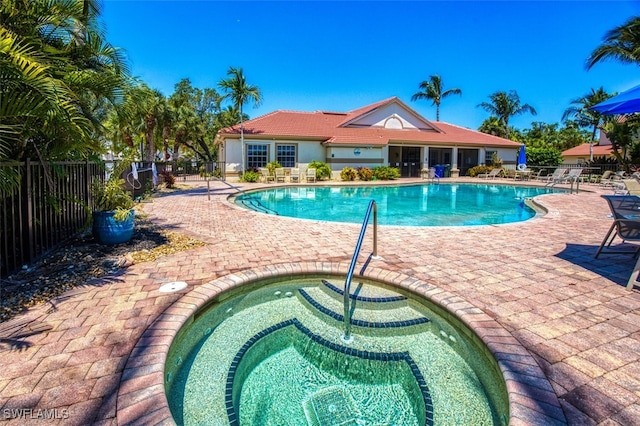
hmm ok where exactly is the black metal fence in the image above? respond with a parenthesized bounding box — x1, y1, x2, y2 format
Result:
(1, 160, 226, 277)
(1, 160, 103, 277)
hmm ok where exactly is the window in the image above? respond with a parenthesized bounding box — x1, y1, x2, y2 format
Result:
(276, 145, 297, 168)
(485, 150, 497, 166)
(247, 144, 268, 169)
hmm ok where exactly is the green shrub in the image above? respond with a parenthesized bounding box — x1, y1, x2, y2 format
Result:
(340, 167, 357, 181)
(240, 170, 259, 182)
(357, 167, 374, 181)
(267, 160, 281, 176)
(467, 165, 494, 177)
(309, 160, 332, 180)
(372, 166, 400, 180)
(526, 147, 562, 167)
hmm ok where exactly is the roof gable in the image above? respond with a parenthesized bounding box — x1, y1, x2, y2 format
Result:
(216, 97, 522, 149)
(340, 97, 442, 132)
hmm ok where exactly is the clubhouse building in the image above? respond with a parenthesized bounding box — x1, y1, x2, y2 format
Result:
(216, 97, 522, 179)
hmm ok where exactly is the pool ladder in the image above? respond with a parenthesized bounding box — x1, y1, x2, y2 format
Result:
(342, 199, 379, 343)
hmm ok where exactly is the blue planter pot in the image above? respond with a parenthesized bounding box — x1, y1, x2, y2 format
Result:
(92, 210, 135, 244)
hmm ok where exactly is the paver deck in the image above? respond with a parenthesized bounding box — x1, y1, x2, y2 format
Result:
(2, 177, 640, 425)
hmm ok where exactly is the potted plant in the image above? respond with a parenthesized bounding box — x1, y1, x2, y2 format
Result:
(90, 161, 136, 244)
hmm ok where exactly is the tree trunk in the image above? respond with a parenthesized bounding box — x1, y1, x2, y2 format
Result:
(145, 116, 155, 161)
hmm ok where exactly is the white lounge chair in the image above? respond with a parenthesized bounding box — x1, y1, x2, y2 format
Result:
(615, 179, 640, 196)
(306, 168, 316, 183)
(275, 167, 286, 183)
(477, 168, 502, 179)
(259, 168, 274, 183)
(543, 168, 568, 186)
(290, 168, 300, 183)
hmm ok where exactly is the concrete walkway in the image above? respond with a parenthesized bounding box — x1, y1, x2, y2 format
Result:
(1, 178, 640, 425)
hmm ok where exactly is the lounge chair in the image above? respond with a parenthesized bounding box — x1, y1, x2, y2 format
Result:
(595, 195, 640, 260)
(542, 167, 568, 185)
(597, 195, 640, 291)
(502, 169, 517, 179)
(275, 167, 286, 183)
(477, 168, 502, 179)
(531, 169, 546, 181)
(614, 179, 640, 196)
(259, 167, 274, 183)
(561, 168, 584, 183)
(306, 168, 316, 183)
(290, 167, 300, 183)
(598, 170, 617, 187)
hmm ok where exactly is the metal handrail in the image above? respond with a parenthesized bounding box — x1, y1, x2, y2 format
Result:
(343, 199, 377, 342)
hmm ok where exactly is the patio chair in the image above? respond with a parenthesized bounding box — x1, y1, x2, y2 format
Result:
(598, 170, 617, 187)
(503, 169, 517, 179)
(290, 167, 300, 183)
(561, 168, 584, 183)
(306, 168, 316, 183)
(477, 168, 502, 179)
(259, 168, 274, 183)
(531, 169, 546, 181)
(543, 168, 568, 186)
(614, 179, 640, 196)
(275, 167, 286, 183)
(595, 195, 640, 259)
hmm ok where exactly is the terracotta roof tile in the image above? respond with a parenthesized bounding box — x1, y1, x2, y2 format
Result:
(562, 143, 615, 157)
(218, 98, 522, 148)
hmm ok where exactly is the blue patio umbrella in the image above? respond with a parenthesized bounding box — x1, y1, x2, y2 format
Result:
(591, 84, 640, 115)
(517, 145, 527, 169)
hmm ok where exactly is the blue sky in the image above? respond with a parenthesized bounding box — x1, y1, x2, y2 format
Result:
(102, 0, 640, 131)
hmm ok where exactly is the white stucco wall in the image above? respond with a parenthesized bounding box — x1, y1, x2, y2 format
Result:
(348, 103, 436, 131)
(223, 137, 326, 171)
(325, 146, 385, 171)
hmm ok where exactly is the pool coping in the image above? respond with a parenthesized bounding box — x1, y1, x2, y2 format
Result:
(116, 263, 566, 425)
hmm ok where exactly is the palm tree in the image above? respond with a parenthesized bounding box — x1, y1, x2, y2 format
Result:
(410, 75, 461, 121)
(0, 0, 129, 162)
(477, 90, 537, 140)
(562, 87, 613, 161)
(168, 79, 223, 162)
(586, 16, 640, 69)
(218, 67, 262, 172)
(478, 116, 507, 138)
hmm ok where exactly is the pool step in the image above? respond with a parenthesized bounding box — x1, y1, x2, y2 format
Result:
(298, 287, 430, 330)
(320, 279, 408, 309)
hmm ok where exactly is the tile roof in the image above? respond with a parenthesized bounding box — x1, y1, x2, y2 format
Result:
(218, 98, 522, 148)
(562, 143, 615, 157)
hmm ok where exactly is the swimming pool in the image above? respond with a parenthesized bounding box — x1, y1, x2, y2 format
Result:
(165, 276, 509, 425)
(234, 183, 563, 226)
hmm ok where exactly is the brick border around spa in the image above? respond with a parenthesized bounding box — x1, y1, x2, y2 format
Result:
(116, 262, 566, 425)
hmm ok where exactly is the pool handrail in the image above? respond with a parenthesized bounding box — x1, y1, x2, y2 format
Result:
(343, 199, 377, 341)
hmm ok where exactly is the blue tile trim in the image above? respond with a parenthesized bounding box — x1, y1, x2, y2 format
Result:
(299, 288, 430, 329)
(321, 279, 407, 303)
(226, 318, 433, 426)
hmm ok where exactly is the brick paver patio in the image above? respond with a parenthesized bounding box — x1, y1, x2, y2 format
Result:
(2, 177, 640, 425)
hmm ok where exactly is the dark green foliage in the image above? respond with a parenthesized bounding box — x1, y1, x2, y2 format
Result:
(308, 160, 331, 180)
(240, 170, 259, 182)
(90, 161, 135, 221)
(372, 166, 400, 180)
(525, 147, 563, 167)
(267, 160, 281, 176)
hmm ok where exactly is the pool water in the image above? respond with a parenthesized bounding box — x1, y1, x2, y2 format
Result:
(166, 277, 509, 425)
(234, 183, 562, 226)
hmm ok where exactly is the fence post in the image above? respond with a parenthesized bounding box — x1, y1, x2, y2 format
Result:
(22, 158, 34, 262)
(85, 159, 91, 209)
